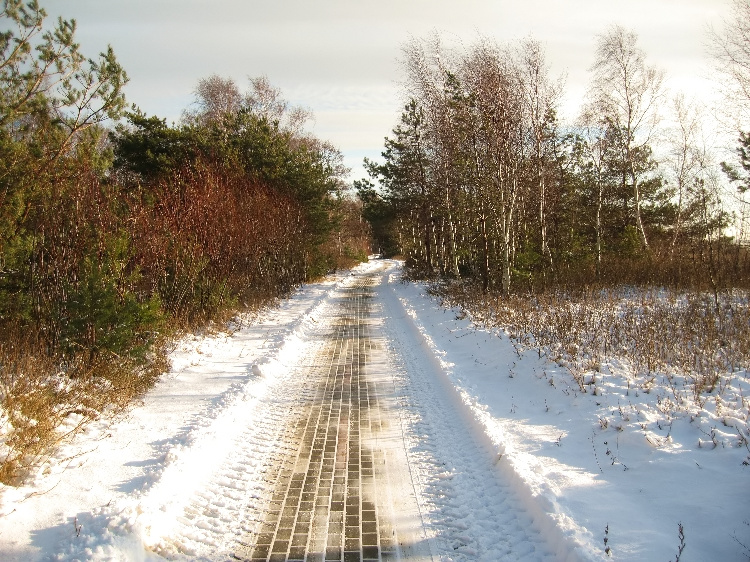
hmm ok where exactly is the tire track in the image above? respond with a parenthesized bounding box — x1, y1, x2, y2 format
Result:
(375, 264, 558, 561)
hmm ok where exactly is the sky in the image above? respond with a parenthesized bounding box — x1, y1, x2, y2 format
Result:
(46, 0, 730, 182)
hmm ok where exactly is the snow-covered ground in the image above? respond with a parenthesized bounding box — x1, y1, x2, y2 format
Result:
(388, 272, 750, 562)
(0, 259, 747, 561)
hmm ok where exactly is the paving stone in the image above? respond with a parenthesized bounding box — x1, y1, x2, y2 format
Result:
(291, 534, 308, 548)
(324, 546, 342, 560)
(361, 511, 376, 524)
(251, 544, 270, 558)
(235, 279, 401, 561)
(288, 549, 306, 561)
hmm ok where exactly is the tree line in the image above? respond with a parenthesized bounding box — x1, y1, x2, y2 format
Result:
(0, 0, 368, 423)
(358, 26, 750, 295)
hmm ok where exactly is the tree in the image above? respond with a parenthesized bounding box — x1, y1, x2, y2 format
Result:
(519, 38, 562, 270)
(366, 34, 557, 293)
(575, 114, 618, 275)
(462, 39, 527, 294)
(586, 26, 665, 250)
(1, 0, 76, 129)
(364, 99, 435, 272)
(183, 74, 242, 129)
(722, 131, 750, 194)
(666, 95, 717, 251)
(710, 0, 750, 124)
(355, 178, 398, 256)
(0, 0, 131, 341)
(710, 0, 750, 242)
(111, 110, 202, 181)
(58, 235, 162, 364)
(111, 74, 352, 292)
(0, 0, 128, 280)
(0, 1, 127, 158)
(399, 36, 463, 277)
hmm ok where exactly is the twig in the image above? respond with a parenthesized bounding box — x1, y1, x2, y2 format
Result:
(591, 429, 603, 473)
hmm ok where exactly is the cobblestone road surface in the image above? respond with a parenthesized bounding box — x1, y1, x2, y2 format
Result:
(234, 272, 429, 562)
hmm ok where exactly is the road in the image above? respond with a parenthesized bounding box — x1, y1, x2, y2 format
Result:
(0, 260, 559, 561)
(232, 262, 554, 561)
(2, 259, 744, 561)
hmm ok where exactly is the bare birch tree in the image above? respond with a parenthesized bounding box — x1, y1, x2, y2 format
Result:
(710, 0, 750, 125)
(667, 95, 706, 252)
(577, 109, 613, 276)
(519, 38, 562, 270)
(191, 75, 242, 125)
(462, 39, 525, 294)
(587, 26, 665, 250)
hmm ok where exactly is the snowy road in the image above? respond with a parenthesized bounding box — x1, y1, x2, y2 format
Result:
(3, 259, 745, 560)
(229, 262, 559, 561)
(233, 269, 431, 561)
(374, 266, 558, 562)
(0, 260, 563, 561)
(226, 260, 565, 562)
(228, 261, 560, 561)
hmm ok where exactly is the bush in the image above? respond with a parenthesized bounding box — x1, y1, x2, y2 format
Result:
(58, 236, 164, 364)
(433, 280, 750, 404)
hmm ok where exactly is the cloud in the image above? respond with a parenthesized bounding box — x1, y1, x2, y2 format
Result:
(46, 0, 728, 182)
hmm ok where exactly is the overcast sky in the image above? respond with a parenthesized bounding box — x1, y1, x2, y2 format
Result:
(47, 0, 729, 181)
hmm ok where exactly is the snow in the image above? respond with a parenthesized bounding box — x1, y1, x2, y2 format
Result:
(387, 271, 750, 562)
(0, 259, 747, 561)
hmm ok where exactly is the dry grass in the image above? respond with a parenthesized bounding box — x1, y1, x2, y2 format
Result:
(431, 281, 750, 407)
(0, 332, 168, 485)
